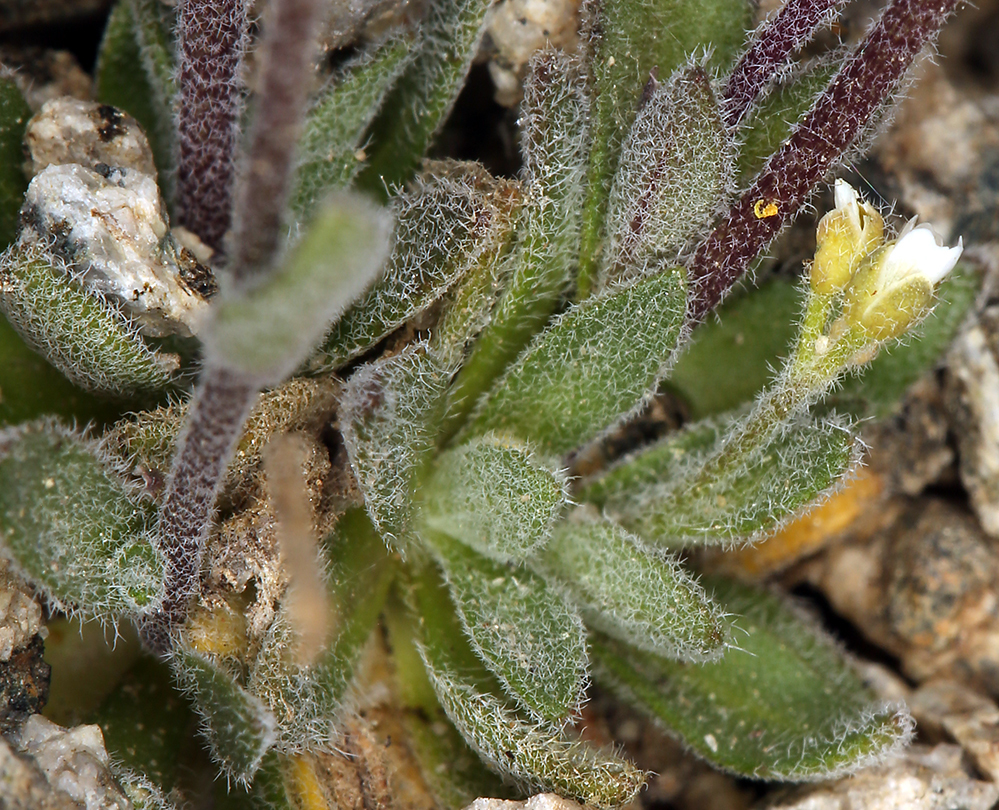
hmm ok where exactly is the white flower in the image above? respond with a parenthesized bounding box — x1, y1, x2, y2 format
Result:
(844, 217, 963, 341)
(876, 218, 963, 289)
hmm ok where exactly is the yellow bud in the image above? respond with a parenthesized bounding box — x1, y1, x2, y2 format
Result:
(855, 275, 934, 341)
(811, 180, 884, 294)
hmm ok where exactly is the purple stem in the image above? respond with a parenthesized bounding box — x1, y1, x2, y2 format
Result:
(688, 0, 960, 324)
(174, 0, 248, 255)
(230, 0, 324, 285)
(721, 0, 849, 129)
(144, 0, 325, 654)
(140, 366, 258, 655)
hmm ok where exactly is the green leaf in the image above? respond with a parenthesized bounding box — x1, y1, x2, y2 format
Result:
(665, 277, 802, 419)
(466, 269, 687, 456)
(736, 58, 838, 183)
(576, 0, 752, 297)
(413, 564, 646, 809)
(582, 414, 859, 548)
(591, 577, 914, 780)
(0, 421, 164, 618)
(357, 0, 494, 191)
(172, 647, 277, 785)
(601, 64, 732, 291)
(442, 50, 590, 437)
(247, 508, 395, 751)
(92, 656, 195, 795)
(205, 192, 392, 385)
(0, 73, 30, 250)
(383, 594, 513, 809)
(0, 314, 122, 427)
(422, 434, 567, 562)
(292, 34, 417, 218)
(95, 0, 176, 184)
(340, 344, 449, 547)
(318, 165, 518, 371)
(537, 514, 728, 662)
(823, 263, 979, 418)
(422, 529, 586, 722)
(0, 244, 179, 396)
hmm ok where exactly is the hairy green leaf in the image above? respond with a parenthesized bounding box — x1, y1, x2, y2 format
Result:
(0, 73, 29, 250)
(413, 565, 645, 808)
(466, 269, 687, 456)
(0, 243, 179, 396)
(248, 508, 395, 751)
(583, 414, 859, 548)
(601, 64, 731, 290)
(422, 529, 586, 721)
(340, 345, 449, 547)
(591, 577, 914, 780)
(537, 514, 728, 661)
(319, 165, 518, 370)
(292, 35, 417, 217)
(0, 315, 120, 427)
(443, 50, 590, 436)
(422, 434, 567, 562)
(0, 422, 164, 618)
(577, 0, 752, 296)
(205, 193, 392, 385)
(172, 647, 277, 785)
(358, 0, 493, 190)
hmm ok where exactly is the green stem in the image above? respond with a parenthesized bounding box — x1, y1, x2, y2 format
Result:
(680, 317, 867, 497)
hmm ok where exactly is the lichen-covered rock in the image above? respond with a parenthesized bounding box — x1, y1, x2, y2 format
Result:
(20, 162, 216, 337)
(25, 98, 157, 179)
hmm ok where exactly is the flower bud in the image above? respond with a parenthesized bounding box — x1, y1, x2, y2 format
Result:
(844, 219, 963, 341)
(811, 180, 884, 294)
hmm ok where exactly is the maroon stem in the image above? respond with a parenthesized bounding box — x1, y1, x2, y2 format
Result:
(140, 366, 258, 655)
(144, 0, 326, 655)
(721, 0, 849, 129)
(230, 0, 324, 285)
(174, 0, 248, 255)
(688, 0, 960, 324)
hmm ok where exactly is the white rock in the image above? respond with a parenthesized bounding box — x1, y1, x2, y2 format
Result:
(0, 566, 42, 662)
(21, 163, 215, 337)
(25, 98, 157, 179)
(463, 794, 585, 810)
(484, 0, 580, 106)
(764, 743, 998, 810)
(16, 715, 131, 810)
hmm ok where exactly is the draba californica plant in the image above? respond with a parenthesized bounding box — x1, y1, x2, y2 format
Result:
(0, 0, 978, 806)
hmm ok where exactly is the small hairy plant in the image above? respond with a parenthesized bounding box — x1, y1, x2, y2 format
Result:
(0, 0, 977, 806)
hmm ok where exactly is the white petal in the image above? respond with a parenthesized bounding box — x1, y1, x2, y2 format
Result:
(833, 179, 859, 210)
